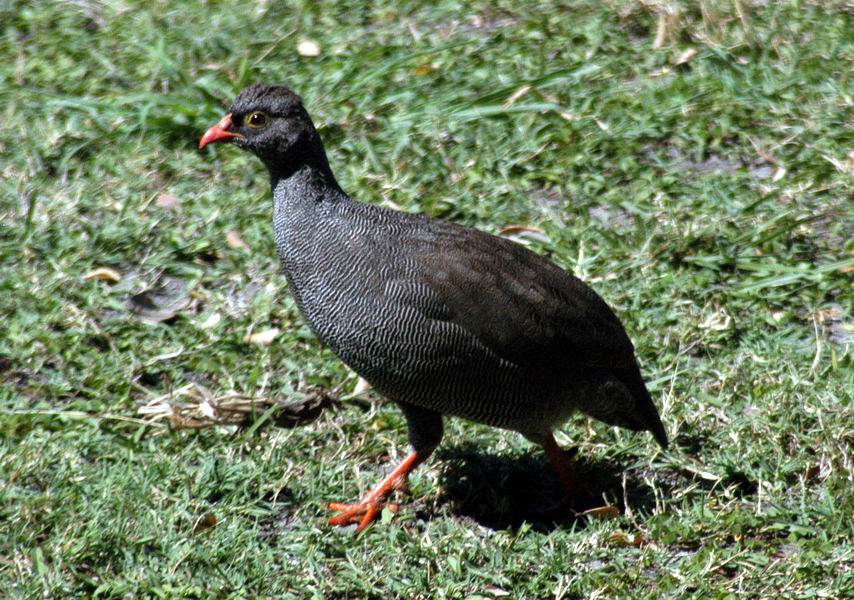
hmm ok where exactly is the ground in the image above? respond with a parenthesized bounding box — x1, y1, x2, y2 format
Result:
(1, 1, 853, 597)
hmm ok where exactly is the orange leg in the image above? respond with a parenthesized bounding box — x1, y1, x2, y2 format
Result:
(542, 433, 579, 499)
(328, 450, 424, 533)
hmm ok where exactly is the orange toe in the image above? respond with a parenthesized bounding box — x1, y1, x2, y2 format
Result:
(328, 500, 400, 530)
(325, 450, 422, 533)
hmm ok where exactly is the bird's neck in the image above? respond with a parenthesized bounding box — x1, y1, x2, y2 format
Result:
(269, 153, 337, 186)
(271, 162, 345, 210)
(270, 160, 350, 302)
(265, 127, 341, 191)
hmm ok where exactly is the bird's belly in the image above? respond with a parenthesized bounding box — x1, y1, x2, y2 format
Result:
(365, 361, 573, 435)
(324, 311, 574, 434)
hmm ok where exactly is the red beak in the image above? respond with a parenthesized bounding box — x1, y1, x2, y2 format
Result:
(199, 113, 242, 149)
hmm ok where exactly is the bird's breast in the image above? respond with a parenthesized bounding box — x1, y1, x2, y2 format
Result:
(270, 198, 576, 434)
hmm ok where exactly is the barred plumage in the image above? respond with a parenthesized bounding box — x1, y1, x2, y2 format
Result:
(200, 83, 668, 531)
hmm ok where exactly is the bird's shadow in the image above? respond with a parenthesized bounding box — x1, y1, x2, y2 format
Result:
(424, 443, 663, 532)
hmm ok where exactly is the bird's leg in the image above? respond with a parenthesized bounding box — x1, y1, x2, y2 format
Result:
(327, 401, 443, 533)
(542, 433, 580, 501)
(327, 450, 427, 532)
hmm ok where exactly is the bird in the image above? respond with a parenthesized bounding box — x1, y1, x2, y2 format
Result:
(199, 84, 668, 532)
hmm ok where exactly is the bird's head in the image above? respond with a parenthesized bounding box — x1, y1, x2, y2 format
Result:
(200, 84, 328, 179)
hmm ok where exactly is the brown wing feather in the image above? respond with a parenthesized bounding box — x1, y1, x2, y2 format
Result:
(411, 220, 638, 372)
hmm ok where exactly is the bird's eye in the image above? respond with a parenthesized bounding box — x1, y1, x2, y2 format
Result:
(245, 111, 269, 129)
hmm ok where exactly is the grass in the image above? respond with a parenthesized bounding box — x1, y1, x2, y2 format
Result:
(2, 0, 853, 597)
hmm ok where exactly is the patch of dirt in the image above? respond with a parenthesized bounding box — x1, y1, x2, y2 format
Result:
(531, 188, 564, 210)
(816, 305, 854, 346)
(643, 144, 776, 179)
(0, 356, 61, 402)
(435, 14, 519, 38)
(224, 279, 266, 318)
(257, 488, 298, 542)
(588, 205, 635, 230)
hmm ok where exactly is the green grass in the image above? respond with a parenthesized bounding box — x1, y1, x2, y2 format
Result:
(2, 0, 853, 597)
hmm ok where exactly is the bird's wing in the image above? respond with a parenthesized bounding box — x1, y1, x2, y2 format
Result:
(401, 221, 638, 372)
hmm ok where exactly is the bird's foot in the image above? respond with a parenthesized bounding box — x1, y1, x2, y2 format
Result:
(326, 450, 421, 533)
(543, 433, 587, 509)
(327, 500, 401, 532)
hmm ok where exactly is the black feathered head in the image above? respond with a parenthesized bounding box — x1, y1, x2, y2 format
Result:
(200, 84, 330, 180)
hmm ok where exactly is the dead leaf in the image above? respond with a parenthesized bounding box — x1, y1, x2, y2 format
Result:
(155, 192, 179, 210)
(499, 224, 551, 243)
(199, 313, 221, 329)
(499, 224, 542, 236)
(273, 389, 339, 428)
(226, 231, 248, 249)
(674, 47, 697, 65)
(297, 40, 320, 57)
(84, 267, 122, 283)
(352, 377, 372, 396)
(199, 400, 216, 419)
(413, 64, 435, 76)
(699, 306, 732, 331)
(245, 328, 279, 345)
(582, 505, 620, 520)
(840, 265, 854, 274)
(681, 464, 721, 482)
(193, 512, 218, 533)
(128, 277, 193, 323)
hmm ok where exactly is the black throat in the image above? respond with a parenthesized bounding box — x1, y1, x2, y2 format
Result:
(262, 128, 341, 192)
